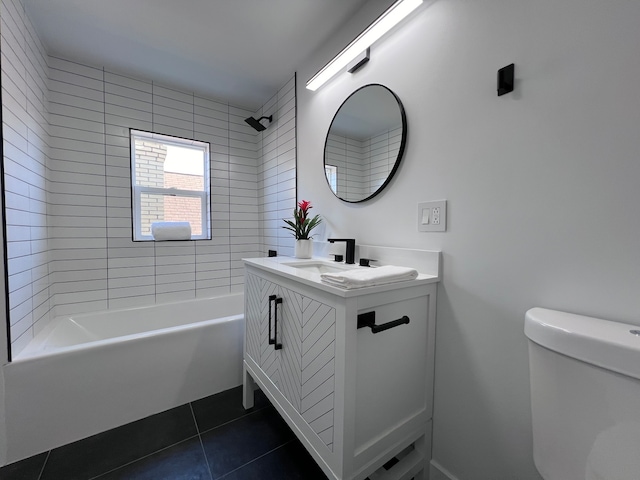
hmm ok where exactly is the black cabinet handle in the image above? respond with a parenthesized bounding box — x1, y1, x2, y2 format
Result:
(268, 295, 276, 345)
(357, 311, 410, 334)
(274, 297, 283, 350)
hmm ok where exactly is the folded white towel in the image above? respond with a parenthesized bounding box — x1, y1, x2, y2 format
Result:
(320, 265, 418, 289)
(151, 221, 192, 241)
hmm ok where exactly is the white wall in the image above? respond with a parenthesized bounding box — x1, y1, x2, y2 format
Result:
(297, 0, 640, 478)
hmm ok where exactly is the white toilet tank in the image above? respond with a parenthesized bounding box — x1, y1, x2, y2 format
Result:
(525, 308, 640, 480)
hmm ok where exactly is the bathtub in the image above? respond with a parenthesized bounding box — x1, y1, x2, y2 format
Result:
(3, 293, 245, 464)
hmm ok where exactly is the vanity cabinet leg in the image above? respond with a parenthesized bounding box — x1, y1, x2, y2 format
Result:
(243, 366, 256, 410)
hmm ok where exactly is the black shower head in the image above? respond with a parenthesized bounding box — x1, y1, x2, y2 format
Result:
(244, 115, 272, 132)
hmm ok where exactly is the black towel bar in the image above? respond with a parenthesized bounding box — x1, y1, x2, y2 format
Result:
(357, 311, 410, 334)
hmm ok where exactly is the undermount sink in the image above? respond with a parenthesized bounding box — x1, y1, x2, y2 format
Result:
(280, 260, 354, 275)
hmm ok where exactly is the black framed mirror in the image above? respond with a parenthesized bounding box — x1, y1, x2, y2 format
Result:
(324, 84, 407, 203)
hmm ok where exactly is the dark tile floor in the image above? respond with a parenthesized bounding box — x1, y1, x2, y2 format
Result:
(0, 386, 329, 480)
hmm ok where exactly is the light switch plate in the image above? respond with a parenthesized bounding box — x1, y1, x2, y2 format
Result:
(418, 200, 446, 232)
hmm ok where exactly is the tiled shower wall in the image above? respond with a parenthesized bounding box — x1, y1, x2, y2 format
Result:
(325, 133, 366, 200)
(325, 127, 401, 200)
(46, 56, 262, 316)
(2, 0, 297, 357)
(1, 0, 53, 357)
(256, 77, 297, 258)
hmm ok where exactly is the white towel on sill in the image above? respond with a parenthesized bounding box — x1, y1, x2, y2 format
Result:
(320, 265, 418, 289)
(151, 221, 192, 241)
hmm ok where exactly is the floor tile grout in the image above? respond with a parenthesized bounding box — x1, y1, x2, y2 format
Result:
(197, 403, 271, 437)
(87, 434, 202, 480)
(196, 435, 215, 480)
(188, 402, 202, 435)
(86, 402, 272, 480)
(189, 401, 215, 480)
(35, 451, 50, 480)
(216, 439, 295, 479)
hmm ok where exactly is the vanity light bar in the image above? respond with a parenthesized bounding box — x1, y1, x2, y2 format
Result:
(306, 0, 423, 91)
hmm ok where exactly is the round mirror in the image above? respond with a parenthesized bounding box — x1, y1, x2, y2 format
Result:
(324, 84, 407, 203)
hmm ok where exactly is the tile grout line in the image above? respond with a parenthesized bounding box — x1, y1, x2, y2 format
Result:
(35, 450, 51, 480)
(192, 92, 197, 297)
(188, 401, 201, 435)
(196, 403, 271, 437)
(227, 102, 231, 292)
(188, 402, 214, 480)
(217, 439, 295, 479)
(86, 434, 202, 480)
(6, 392, 269, 479)
(89, 398, 271, 479)
(152, 81, 157, 305)
(103, 66, 109, 310)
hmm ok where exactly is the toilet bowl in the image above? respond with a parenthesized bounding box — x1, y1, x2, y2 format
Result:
(525, 308, 640, 480)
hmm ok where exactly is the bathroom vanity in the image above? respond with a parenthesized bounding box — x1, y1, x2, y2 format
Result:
(243, 251, 439, 480)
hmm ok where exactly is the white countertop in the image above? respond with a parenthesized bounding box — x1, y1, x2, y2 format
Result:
(243, 256, 439, 298)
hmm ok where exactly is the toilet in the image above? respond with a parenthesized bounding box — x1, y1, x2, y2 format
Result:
(525, 308, 640, 480)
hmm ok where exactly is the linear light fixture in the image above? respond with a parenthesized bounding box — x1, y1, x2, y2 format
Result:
(306, 0, 423, 91)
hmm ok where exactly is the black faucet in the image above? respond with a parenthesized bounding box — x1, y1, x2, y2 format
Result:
(327, 238, 356, 264)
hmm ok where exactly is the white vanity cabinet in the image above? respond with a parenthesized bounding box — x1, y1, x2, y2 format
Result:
(243, 257, 438, 480)
(244, 271, 338, 449)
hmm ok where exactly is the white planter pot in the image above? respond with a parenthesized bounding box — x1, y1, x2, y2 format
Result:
(295, 239, 313, 259)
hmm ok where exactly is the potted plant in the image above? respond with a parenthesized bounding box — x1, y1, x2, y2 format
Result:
(283, 200, 322, 258)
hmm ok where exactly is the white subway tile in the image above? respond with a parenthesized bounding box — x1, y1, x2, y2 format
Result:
(54, 299, 108, 317)
(104, 113, 152, 129)
(49, 91, 104, 113)
(32, 307, 52, 337)
(104, 88, 152, 107)
(105, 102, 153, 122)
(10, 328, 34, 358)
(49, 78, 103, 102)
(108, 294, 155, 309)
(153, 102, 193, 121)
(108, 275, 155, 288)
(104, 71, 152, 93)
(53, 279, 107, 295)
(155, 289, 195, 302)
(152, 115, 193, 135)
(196, 285, 231, 298)
(50, 101, 104, 122)
(51, 259, 107, 271)
(153, 84, 193, 105)
(49, 56, 103, 80)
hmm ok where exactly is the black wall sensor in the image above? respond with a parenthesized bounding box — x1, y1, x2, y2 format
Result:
(497, 63, 515, 96)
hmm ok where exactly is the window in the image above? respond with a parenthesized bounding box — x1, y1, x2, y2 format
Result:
(130, 129, 211, 241)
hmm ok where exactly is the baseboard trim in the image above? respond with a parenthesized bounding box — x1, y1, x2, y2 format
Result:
(429, 460, 460, 480)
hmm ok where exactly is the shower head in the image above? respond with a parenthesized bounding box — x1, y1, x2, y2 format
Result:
(244, 115, 273, 132)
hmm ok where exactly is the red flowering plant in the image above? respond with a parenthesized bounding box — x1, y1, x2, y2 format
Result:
(283, 200, 322, 240)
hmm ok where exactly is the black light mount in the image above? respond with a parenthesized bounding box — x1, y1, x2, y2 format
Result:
(497, 63, 515, 96)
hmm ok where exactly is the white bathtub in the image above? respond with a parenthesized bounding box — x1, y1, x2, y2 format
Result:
(3, 293, 245, 464)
